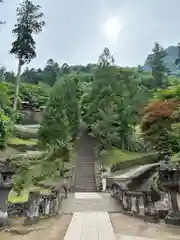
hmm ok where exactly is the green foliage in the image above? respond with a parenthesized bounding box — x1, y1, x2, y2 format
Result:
(39, 74, 81, 147)
(142, 85, 180, 153)
(150, 42, 170, 89)
(141, 99, 180, 152)
(0, 81, 50, 109)
(82, 65, 150, 149)
(8, 137, 37, 146)
(10, 0, 45, 64)
(144, 45, 180, 75)
(154, 84, 180, 100)
(10, 0, 45, 111)
(98, 47, 114, 68)
(0, 109, 11, 150)
(10, 148, 66, 193)
(0, 83, 12, 113)
(41, 59, 60, 86)
(14, 124, 39, 139)
(19, 83, 49, 107)
(175, 42, 180, 69)
(101, 148, 153, 166)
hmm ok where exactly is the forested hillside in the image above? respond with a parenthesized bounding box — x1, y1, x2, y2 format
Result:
(1, 0, 180, 192)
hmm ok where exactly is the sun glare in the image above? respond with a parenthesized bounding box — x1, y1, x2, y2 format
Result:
(104, 17, 122, 43)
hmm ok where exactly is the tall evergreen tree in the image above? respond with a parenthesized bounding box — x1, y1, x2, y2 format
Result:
(10, 0, 45, 111)
(43, 59, 60, 86)
(150, 42, 169, 89)
(98, 47, 114, 68)
(61, 63, 70, 74)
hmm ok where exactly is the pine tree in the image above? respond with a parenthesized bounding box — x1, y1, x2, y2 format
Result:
(150, 42, 169, 89)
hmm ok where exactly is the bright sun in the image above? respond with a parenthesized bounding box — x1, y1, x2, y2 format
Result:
(104, 17, 122, 43)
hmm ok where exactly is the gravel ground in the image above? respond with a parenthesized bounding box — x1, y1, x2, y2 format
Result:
(110, 213, 180, 240)
(0, 214, 72, 240)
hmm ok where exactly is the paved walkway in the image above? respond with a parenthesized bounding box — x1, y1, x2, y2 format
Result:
(62, 192, 156, 240)
(63, 192, 116, 240)
(61, 192, 120, 213)
(63, 212, 116, 240)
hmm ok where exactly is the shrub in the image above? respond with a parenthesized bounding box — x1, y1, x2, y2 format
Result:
(141, 99, 180, 152)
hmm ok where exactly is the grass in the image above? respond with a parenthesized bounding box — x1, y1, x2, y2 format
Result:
(8, 189, 29, 203)
(8, 137, 37, 146)
(8, 186, 51, 204)
(171, 153, 180, 162)
(101, 148, 154, 166)
(70, 146, 77, 164)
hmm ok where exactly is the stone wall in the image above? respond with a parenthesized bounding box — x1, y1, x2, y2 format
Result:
(21, 110, 43, 125)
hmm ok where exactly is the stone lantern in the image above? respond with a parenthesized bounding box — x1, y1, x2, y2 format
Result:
(159, 155, 180, 225)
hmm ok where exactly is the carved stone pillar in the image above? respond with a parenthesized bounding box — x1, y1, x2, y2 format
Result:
(159, 161, 180, 225)
(51, 189, 61, 215)
(24, 191, 40, 225)
(42, 195, 51, 216)
(165, 185, 180, 225)
(143, 191, 159, 223)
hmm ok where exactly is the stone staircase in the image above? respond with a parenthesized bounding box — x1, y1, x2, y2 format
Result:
(75, 132, 96, 192)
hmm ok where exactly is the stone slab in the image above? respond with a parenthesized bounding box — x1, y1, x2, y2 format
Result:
(63, 212, 116, 240)
(75, 192, 103, 199)
(61, 193, 120, 213)
(119, 235, 155, 240)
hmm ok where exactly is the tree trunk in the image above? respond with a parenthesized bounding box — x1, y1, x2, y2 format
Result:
(13, 59, 22, 111)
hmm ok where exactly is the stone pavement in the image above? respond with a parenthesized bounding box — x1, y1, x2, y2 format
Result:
(62, 192, 180, 240)
(62, 192, 154, 240)
(63, 192, 117, 240)
(61, 192, 120, 213)
(63, 212, 116, 240)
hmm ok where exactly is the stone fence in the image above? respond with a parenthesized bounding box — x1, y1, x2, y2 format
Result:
(0, 186, 66, 228)
(111, 182, 159, 223)
(111, 181, 171, 224)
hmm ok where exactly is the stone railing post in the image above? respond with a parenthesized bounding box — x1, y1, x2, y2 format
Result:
(51, 188, 61, 215)
(143, 191, 159, 223)
(24, 191, 40, 225)
(159, 159, 180, 225)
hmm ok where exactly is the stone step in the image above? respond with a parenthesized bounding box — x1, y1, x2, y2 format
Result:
(76, 170, 94, 173)
(76, 169, 94, 172)
(76, 176, 95, 179)
(75, 186, 96, 190)
(75, 184, 95, 188)
(75, 182, 95, 186)
(76, 174, 95, 177)
(75, 132, 96, 192)
(75, 182, 96, 187)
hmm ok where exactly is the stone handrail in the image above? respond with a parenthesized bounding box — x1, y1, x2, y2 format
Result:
(111, 181, 170, 224)
(6, 186, 66, 226)
(69, 166, 76, 191)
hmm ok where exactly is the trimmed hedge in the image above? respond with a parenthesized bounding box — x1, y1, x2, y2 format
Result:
(14, 125, 39, 139)
(8, 138, 38, 152)
(111, 153, 158, 172)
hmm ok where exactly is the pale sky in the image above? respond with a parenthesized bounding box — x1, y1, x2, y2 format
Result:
(0, 0, 180, 71)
